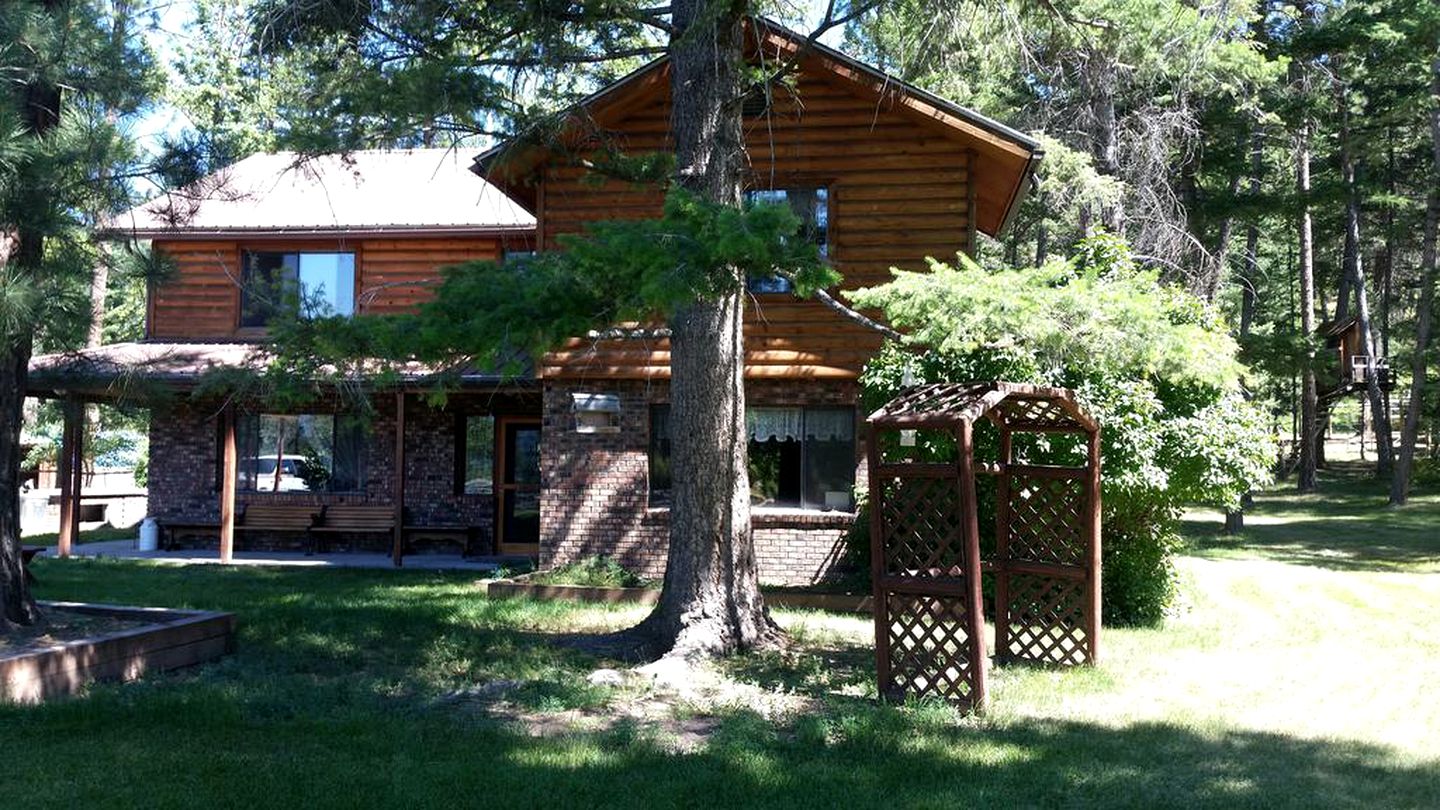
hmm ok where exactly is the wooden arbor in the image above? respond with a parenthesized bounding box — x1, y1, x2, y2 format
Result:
(866, 382, 1101, 710)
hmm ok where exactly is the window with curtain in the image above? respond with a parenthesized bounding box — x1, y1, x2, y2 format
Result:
(240, 251, 356, 327)
(648, 404, 855, 510)
(235, 413, 364, 493)
(744, 187, 829, 294)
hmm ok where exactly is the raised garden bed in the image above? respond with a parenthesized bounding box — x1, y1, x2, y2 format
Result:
(1, 601, 236, 704)
(481, 579, 873, 614)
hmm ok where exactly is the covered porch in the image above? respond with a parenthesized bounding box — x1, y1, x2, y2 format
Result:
(61, 537, 513, 572)
(28, 341, 542, 567)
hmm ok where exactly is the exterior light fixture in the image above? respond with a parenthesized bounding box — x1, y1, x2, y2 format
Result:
(571, 392, 621, 434)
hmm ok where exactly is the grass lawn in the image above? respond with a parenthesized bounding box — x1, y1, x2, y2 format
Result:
(4, 464, 1438, 808)
(22, 523, 137, 547)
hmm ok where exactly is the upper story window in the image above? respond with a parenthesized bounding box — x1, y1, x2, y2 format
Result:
(240, 251, 356, 328)
(744, 187, 829, 294)
(503, 248, 536, 266)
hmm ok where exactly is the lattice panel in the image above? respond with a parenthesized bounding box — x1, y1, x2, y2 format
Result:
(1008, 474, 1086, 565)
(883, 591, 980, 704)
(879, 476, 965, 578)
(1003, 573, 1089, 665)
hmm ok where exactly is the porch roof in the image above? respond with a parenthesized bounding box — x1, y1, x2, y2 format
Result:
(27, 341, 535, 402)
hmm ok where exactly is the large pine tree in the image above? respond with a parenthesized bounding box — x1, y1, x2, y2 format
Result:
(0, 0, 159, 631)
(251, 0, 873, 658)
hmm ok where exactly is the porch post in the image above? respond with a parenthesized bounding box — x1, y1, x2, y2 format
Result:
(392, 391, 406, 567)
(56, 398, 83, 558)
(218, 407, 237, 564)
(1085, 427, 1103, 664)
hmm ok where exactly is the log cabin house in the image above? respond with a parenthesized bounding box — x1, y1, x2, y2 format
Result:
(29, 21, 1041, 585)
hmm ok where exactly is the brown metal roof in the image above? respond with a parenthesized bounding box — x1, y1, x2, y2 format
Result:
(106, 149, 536, 238)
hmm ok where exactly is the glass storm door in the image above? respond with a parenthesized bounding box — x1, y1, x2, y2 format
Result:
(496, 417, 541, 555)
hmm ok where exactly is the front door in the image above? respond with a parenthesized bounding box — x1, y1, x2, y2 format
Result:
(495, 417, 541, 556)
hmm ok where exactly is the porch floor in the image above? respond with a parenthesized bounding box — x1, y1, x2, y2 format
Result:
(67, 538, 505, 572)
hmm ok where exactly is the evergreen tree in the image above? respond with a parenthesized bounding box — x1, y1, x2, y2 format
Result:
(252, 0, 876, 659)
(1, 0, 162, 631)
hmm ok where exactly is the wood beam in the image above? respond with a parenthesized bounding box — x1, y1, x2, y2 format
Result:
(56, 398, 82, 558)
(866, 426, 888, 697)
(218, 408, 237, 564)
(392, 392, 406, 567)
(1085, 428, 1103, 664)
(993, 427, 1013, 664)
(956, 421, 988, 710)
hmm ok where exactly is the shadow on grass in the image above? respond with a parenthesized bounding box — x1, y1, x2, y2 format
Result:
(6, 673, 1438, 808)
(8, 558, 1439, 807)
(1182, 462, 1440, 572)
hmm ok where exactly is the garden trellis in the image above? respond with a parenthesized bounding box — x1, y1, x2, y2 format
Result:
(866, 382, 1102, 711)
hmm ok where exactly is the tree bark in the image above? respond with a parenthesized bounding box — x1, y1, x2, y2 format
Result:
(1204, 171, 1242, 304)
(1336, 70, 1394, 476)
(1391, 57, 1440, 505)
(1083, 53, 1123, 233)
(1240, 127, 1263, 337)
(1, 16, 63, 630)
(1297, 113, 1319, 492)
(628, 0, 780, 659)
(1226, 125, 1265, 533)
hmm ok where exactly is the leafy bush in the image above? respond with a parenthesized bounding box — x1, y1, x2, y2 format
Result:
(850, 235, 1273, 625)
(529, 556, 652, 589)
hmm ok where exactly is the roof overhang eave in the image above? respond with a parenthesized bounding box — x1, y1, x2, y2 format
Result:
(994, 148, 1045, 238)
(94, 223, 537, 241)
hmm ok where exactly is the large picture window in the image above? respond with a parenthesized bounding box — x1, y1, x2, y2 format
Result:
(240, 251, 356, 327)
(236, 413, 364, 493)
(744, 187, 829, 294)
(649, 404, 855, 511)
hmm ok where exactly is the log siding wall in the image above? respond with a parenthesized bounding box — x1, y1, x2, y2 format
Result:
(148, 234, 528, 339)
(537, 70, 977, 380)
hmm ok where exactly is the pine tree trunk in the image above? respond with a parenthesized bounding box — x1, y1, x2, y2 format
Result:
(1227, 126, 1265, 533)
(1084, 54, 1122, 233)
(1391, 57, 1440, 505)
(1336, 71, 1394, 476)
(629, 0, 780, 659)
(1297, 115, 1319, 493)
(1, 41, 61, 630)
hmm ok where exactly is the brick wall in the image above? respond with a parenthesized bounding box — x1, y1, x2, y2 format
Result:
(146, 391, 532, 553)
(539, 377, 866, 585)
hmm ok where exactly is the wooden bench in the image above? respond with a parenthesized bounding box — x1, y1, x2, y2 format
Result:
(161, 521, 220, 551)
(310, 505, 396, 554)
(235, 504, 321, 553)
(401, 523, 481, 558)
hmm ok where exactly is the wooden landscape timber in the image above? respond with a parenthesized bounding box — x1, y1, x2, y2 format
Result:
(1, 602, 236, 704)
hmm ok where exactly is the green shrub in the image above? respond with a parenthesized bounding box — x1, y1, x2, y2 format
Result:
(529, 556, 652, 588)
(850, 235, 1273, 625)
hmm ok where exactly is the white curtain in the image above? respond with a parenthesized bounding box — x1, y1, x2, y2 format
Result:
(805, 409, 854, 441)
(745, 407, 854, 442)
(747, 408, 804, 442)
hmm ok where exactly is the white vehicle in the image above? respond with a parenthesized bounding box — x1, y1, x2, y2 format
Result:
(251, 455, 312, 492)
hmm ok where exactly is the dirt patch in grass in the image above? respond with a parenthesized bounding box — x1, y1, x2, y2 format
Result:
(0, 609, 151, 657)
(437, 658, 818, 751)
